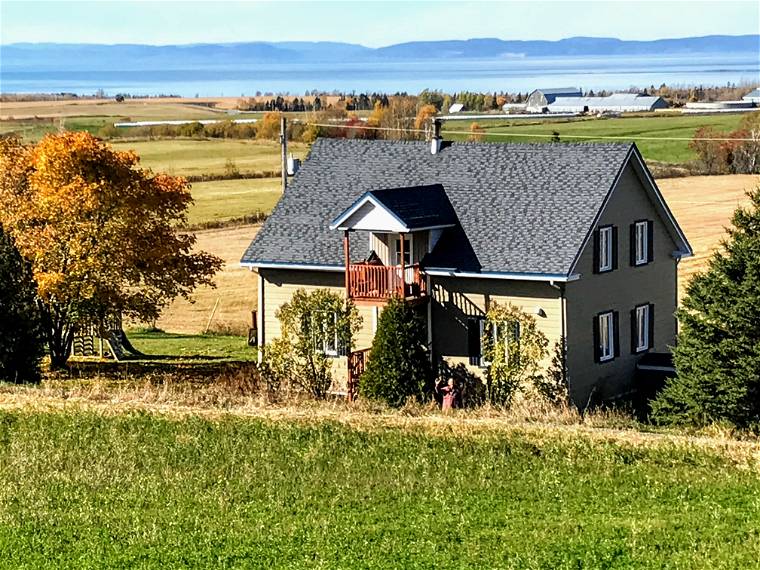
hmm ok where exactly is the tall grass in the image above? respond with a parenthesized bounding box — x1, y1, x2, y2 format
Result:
(0, 405, 758, 569)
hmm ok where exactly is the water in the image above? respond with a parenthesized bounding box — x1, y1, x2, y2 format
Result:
(1, 53, 758, 96)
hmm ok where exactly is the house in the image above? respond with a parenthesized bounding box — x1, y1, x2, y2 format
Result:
(526, 87, 582, 112)
(548, 94, 669, 114)
(742, 88, 760, 103)
(241, 135, 692, 406)
(448, 103, 465, 114)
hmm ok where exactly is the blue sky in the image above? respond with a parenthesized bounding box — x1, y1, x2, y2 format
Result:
(1, 0, 757, 46)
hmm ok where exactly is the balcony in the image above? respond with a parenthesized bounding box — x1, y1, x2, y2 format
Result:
(346, 263, 427, 302)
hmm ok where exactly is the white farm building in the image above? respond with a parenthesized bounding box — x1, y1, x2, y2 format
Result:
(547, 93, 669, 113)
(743, 88, 760, 103)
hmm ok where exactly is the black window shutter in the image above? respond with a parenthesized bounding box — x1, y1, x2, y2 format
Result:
(592, 229, 600, 274)
(630, 308, 638, 353)
(611, 227, 619, 270)
(647, 221, 654, 263)
(613, 311, 620, 357)
(592, 315, 601, 362)
(467, 318, 480, 365)
(629, 223, 637, 266)
(648, 303, 655, 349)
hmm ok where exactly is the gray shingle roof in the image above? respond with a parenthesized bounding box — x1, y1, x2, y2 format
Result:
(241, 138, 634, 276)
(354, 184, 458, 230)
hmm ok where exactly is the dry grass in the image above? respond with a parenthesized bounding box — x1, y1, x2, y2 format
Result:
(658, 174, 760, 299)
(1, 377, 758, 467)
(155, 224, 260, 334)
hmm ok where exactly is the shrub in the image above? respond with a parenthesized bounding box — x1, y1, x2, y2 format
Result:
(533, 337, 570, 406)
(270, 289, 361, 399)
(651, 187, 760, 428)
(482, 302, 549, 407)
(0, 225, 44, 383)
(359, 297, 432, 407)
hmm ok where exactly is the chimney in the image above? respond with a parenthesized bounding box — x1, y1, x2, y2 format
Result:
(430, 118, 442, 155)
(287, 153, 301, 176)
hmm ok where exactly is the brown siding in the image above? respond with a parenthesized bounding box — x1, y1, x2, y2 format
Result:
(564, 163, 679, 404)
(430, 276, 563, 375)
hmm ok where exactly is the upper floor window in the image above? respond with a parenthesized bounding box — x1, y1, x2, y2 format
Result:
(394, 235, 411, 266)
(631, 220, 653, 266)
(596, 226, 616, 273)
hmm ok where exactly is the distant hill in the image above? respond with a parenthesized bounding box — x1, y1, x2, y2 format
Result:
(2, 35, 758, 71)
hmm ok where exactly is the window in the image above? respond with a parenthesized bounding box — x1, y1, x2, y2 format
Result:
(597, 226, 615, 273)
(632, 220, 652, 266)
(394, 235, 412, 266)
(632, 303, 654, 353)
(308, 311, 339, 356)
(474, 318, 520, 367)
(597, 311, 615, 362)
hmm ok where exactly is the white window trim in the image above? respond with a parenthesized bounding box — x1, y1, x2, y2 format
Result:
(479, 319, 518, 367)
(599, 226, 613, 272)
(393, 234, 413, 266)
(635, 304, 650, 352)
(634, 221, 648, 266)
(313, 311, 339, 356)
(599, 311, 614, 362)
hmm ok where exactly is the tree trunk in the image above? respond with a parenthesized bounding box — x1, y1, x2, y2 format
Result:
(41, 303, 73, 369)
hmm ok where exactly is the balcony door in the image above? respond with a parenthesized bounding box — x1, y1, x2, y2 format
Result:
(393, 235, 412, 266)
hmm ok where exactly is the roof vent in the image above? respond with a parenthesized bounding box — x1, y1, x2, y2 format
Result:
(287, 153, 301, 176)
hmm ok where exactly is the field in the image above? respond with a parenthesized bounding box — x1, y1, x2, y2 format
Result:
(111, 138, 308, 177)
(443, 113, 748, 163)
(155, 224, 260, 334)
(658, 174, 760, 298)
(187, 178, 281, 226)
(0, 405, 758, 568)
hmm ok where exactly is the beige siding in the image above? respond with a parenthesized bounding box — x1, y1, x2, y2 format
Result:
(369, 230, 429, 265)
(259, 268, 376, 390)
(430, 276, 563, 376)
(565, 162, 680, 403)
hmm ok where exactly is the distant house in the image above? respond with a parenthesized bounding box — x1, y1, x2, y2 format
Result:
(548, 94, 669, 114)
(448, 103, 465, 114)
(742, 88, 760, 103)
(241, 137, 692, 406)
(526, 87, 582, 112)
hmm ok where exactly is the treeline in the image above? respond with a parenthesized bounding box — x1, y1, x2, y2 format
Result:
(690, 112, 760, 174)
(236, 93, 392, 112)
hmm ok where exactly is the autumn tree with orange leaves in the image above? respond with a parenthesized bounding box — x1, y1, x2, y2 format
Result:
(0, 132, 222, 367)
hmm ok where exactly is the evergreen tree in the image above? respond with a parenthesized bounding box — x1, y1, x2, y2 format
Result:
(0, 225, 44, 383)
(359, 297, 432, 407)
(651, 187, 760, 427)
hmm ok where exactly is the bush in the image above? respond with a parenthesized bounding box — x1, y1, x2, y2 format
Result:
(359, 297, 432, 407)
(651, 187, 760, 428)
(0, 225, 44, 383)
(270, 289, 361, 399)
(482, 302, 549, 407)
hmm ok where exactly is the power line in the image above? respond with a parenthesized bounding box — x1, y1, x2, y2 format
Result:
(304, 121, 760, 143)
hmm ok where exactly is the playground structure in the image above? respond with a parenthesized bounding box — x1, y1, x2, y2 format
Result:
(71, 314, 144, 361)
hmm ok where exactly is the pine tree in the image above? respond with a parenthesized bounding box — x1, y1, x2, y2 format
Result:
(0, 225, 44, 383)
(359, 297, 432, 407)
(651, 187, 760, 427)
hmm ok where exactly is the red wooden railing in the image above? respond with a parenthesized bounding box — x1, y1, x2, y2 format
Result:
(347, 347, 371, 401)
(346, 263, 426, 301)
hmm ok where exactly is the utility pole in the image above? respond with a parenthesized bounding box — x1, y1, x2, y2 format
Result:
(280, 115, 288, 192)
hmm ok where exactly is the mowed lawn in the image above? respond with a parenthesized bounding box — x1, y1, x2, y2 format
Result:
(0, 410, 758, 568)
(188, 178, 281, 225)
(111, 138, 309, 177)
(443, 113, 748, 163)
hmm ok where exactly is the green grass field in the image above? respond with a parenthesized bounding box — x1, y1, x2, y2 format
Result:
(123, 330, 256, 363)
(0, 410, 757, 568)
(443, 113, 749, 163)
(188, 178, 281, 225)
(110, 138, 308, 177)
